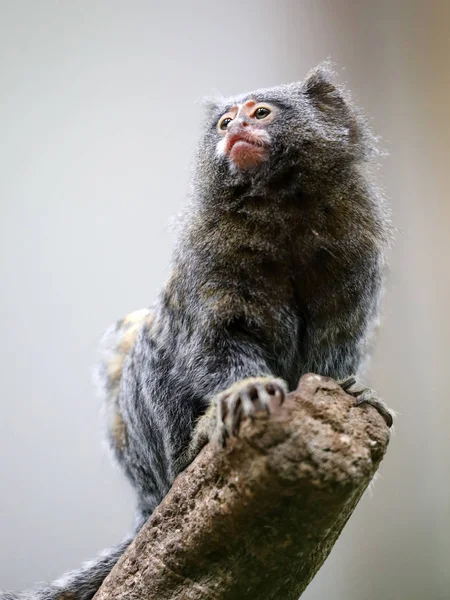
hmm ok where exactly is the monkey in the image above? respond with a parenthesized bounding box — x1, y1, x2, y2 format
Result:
(1, 62, 393, 600)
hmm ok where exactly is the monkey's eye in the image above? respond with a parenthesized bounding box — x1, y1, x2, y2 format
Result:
(253, 106, 271, 120)
(218, 116, 233, 131)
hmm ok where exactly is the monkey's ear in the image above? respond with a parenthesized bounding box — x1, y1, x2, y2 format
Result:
(302, 63, 348, 112)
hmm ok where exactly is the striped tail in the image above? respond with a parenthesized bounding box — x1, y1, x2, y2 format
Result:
(0, 533, 134, 600)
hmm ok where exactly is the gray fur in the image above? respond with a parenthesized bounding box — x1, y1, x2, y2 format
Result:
(1, 63, 391, 600)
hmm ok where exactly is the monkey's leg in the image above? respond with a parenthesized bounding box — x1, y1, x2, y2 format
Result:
(339, 376, 394, 427)
(101, 313, 191, 517)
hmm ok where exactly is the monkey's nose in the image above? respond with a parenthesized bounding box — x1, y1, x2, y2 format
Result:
(229, 118, 249, 133)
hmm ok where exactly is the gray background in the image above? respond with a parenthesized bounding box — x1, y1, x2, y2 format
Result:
(1, 2, 449, 599)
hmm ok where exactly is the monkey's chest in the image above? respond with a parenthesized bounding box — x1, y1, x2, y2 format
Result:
(195, 244, 296, 331)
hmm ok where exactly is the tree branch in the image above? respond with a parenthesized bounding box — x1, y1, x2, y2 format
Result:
(94, 374, 390, 600)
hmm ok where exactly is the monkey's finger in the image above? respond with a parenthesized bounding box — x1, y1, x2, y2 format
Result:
(354, 395, 394, 428)
(225, 393, 244, 436)
(254, 384, 273, 413)
(339, 376, 358, 393)
(239, 390, 256, 419)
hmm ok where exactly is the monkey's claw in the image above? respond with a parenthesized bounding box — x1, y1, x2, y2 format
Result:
(213, 377, 288, 446)
(339, 376, 394, 428)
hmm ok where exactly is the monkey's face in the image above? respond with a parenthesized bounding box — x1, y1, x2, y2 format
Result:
(215, 100, 277, 171)
(195, 64, 374, 196)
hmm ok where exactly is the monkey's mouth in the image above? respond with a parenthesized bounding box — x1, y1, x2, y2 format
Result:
(227, 133, 268, 153)
(227, 134, 269, 170)
(230, 140, 258, 152)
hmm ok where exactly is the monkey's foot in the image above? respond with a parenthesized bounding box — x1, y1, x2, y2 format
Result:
(214, 377, 288, 446)
(339, 376, 394, 428)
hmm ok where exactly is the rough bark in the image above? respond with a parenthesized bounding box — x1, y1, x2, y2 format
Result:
(94, 374, 390, 600)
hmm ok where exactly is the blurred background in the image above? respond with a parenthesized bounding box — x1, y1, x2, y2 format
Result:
(1, 2, 449, 599)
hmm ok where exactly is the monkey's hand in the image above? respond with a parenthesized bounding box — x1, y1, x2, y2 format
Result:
(182, 377, 287, 468)
(212, 377, 288, 445)
(339, 376, 395, 428)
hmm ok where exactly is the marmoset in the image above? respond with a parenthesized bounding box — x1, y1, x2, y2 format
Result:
(1, 63, 393, 600)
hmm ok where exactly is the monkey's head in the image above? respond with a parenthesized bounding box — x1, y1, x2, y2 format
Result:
(193, 63, 377, 199)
